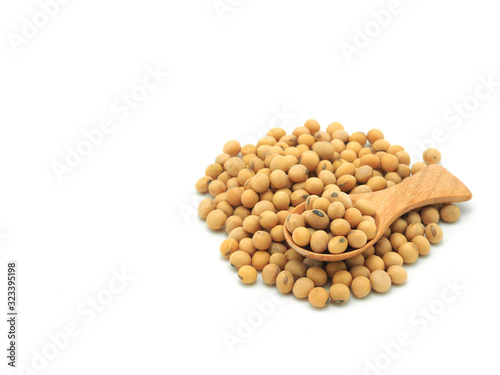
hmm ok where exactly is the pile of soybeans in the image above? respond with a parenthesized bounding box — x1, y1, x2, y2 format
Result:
(196, 120, 461, 308)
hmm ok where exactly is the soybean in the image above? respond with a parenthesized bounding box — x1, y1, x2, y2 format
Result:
(382, 252, 404, 269)
(332, 270, 353, 288)
(351, 276, 371, 298)
(269, 253, 288, 270)
(308, 287, 330, 308)
(329, 284, 350, 305)
(347, 230, 368, 249)
(365, 255, 385, 273)
(398, 242, 419, 264)
(229, 251, 252, 270)
(387, 265, 408, 285)
(349, 265, 371, 279)
(412, 235, 431, 256)
(262, 264, 281, 285)
(284, 259, 308, 279)
(206, 209, 227, 230)
(276, 270, 294, 294)
(306, 267, 328, 287)
(328, 236, 348, 254)
(293, 277, 315, 299)
(325, 261, 347, 278)
(252, 251, 270, 270)
(292, 227, 311, 247)
(238, 265, 258, 284)
(220, 238, 238, 258)
(423, 148, 441, 165)
(253, 231, 272, 250)
(370, 270, 392, 293)
(198, 198, 216, 219)
(310, 230, 330, 253)
(440, 204, 460, 223)
(330, 219, 351, 236)
(420, 206, 440, 225)
(405, 223, 425, 241)
(306, 209, 330, 230)
(426, 223, 443, 244)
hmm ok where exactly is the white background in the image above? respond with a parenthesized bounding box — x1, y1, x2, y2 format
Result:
(1, 1, 499, 374)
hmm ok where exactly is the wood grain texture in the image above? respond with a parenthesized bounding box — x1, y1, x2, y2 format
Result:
(284, 164, 473, 262)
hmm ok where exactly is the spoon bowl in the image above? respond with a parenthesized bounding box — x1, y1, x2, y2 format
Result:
(284, 164, 473, 261)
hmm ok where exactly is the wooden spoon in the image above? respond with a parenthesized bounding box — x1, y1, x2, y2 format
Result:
(284, 164, 472, 262)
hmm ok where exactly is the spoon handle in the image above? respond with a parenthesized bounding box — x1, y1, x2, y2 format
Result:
(371, 164, 473, 227)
